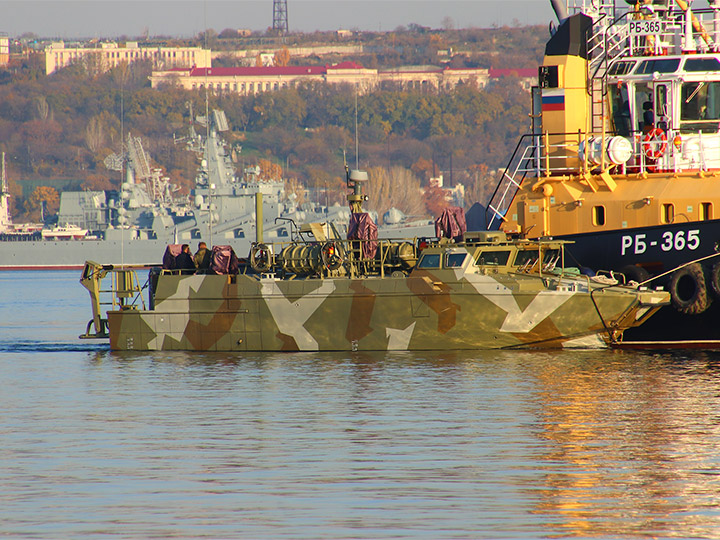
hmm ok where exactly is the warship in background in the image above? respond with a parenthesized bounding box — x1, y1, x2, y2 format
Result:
(0, 110, 360, 270)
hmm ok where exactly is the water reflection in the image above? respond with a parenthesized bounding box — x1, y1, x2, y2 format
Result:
(4, 324, 720, 538)
(73, 348, 720, 537)
(526, 351, 720, 538)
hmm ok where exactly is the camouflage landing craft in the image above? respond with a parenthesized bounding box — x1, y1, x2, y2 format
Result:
(80, 218, 669, 352)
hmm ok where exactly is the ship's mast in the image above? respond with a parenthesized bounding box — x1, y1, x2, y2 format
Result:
(0, 152, 12, 233)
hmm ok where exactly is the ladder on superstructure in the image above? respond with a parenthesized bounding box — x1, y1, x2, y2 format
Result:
(584, 2, 630, 134)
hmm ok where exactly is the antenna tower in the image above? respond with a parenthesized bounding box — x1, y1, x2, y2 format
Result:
(273, 0, 289, 35)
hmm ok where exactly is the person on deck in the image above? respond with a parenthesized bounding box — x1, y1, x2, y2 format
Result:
(176, 244, 196, 274)
(194, 241, 211, 272)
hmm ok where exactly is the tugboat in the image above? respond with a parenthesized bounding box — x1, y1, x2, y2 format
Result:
(487, 0, 720, 346)
(79, 169, 669, 352)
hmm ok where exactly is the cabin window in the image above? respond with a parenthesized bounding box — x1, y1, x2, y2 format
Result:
(592, 206, 606, 226)
(191, 228, 202, 239)
(278, 227, 288, 237)
(608, 60, 635, 76)
(662, 203, 674, 224)
(417, 253, 441, 269)
(474, 250, 511, 266)
(680, 81, 720, 132)
(636, 58, 680, 74)
(234, 228, 245, 238)
(701, 202, 713, 220)
(445, 253, 468, 268)
(684, 58, 720, 72)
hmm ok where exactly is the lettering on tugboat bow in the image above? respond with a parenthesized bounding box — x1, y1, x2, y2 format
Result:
(621, 230, 700, 256)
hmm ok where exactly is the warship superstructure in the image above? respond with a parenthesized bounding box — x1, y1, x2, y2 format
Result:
(0, 110, 352, 270)
(487, 0, 720, 345)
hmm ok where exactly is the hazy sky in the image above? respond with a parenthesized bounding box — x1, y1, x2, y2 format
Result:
(2, 0, 556, 39)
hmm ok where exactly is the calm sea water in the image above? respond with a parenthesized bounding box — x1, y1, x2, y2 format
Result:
(2, 271, 720, 539)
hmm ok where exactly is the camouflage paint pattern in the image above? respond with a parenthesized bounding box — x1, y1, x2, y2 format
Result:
(97, 242, 669, 352)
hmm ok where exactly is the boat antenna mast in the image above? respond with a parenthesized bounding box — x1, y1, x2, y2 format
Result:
(344, 149, 368, 214)
(0, 152, 11, 232)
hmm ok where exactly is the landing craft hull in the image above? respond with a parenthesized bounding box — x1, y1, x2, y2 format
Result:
(105, 272, 663, 352)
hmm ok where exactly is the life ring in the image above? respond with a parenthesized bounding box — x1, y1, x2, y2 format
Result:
(669, 263, 712, 315)
(321, 241, 344, 270)
(642, 128, 667, 160)
(250, 243, 272, 272)
(620, 264, 650, 286)
(709, 260, 720, 299)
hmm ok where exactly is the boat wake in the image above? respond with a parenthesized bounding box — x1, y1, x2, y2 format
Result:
(0, 340, 109, 353)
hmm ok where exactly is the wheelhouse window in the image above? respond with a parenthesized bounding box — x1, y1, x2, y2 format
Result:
(592, 206, 606, 226)
(636, 58, 680, 74)
(417, 253, 441, 269)
(684, 58, 720, 72)
(445, 253, 468, 268)
(608, 60, 636, 76)
(680, 81, 720, 132)
(474, 250, 511, 266)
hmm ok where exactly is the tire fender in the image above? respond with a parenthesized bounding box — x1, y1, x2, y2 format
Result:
(669, 263, 712, 315)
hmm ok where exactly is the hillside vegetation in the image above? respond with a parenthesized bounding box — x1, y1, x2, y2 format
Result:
(0, 25, 546, 221)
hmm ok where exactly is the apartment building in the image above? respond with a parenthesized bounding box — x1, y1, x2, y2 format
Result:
(45, 41, 211, 75)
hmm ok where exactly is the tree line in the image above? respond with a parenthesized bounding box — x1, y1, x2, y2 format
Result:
(0, 33, 540, 222)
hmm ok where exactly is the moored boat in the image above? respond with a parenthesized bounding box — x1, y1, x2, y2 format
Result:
(79, 170, 669, 352)
(486, 0, 720, 346)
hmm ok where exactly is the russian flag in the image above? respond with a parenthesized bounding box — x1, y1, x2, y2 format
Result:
(542, 89, 565, 112)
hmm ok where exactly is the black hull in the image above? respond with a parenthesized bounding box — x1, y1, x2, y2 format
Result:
(554, 219, 720, 346)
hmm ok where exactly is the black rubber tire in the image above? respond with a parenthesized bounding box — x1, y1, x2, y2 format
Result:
(669, 263, 712, 315)
(709, 260, 720, 299)
(620, 264, 651, 285)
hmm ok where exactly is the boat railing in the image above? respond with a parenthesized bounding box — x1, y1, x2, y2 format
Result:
(574, 1, 720, 57)
(486, 124, 720, 228)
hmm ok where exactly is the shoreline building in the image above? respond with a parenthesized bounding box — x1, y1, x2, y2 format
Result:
(150, 61, 492, 94)
(0, 35, 8, 67)
(45, 41, 212, 75)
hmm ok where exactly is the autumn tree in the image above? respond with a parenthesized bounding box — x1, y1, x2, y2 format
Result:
(26, 186, 59, 221)
(257, 158, 283, 181)
(423, 185, 449, 217)
(274, 48, 291, 67)
(411, 157, 434, 183)
(365, 166, 426, 218)
(81, 174, 115, 192)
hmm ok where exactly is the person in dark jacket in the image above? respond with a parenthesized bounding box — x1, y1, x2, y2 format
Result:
(194, 241, 211, 272)
(176, 244, 196, 274)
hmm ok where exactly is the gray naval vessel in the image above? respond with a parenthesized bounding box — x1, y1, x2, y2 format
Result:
(0, 110, 364, 270)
